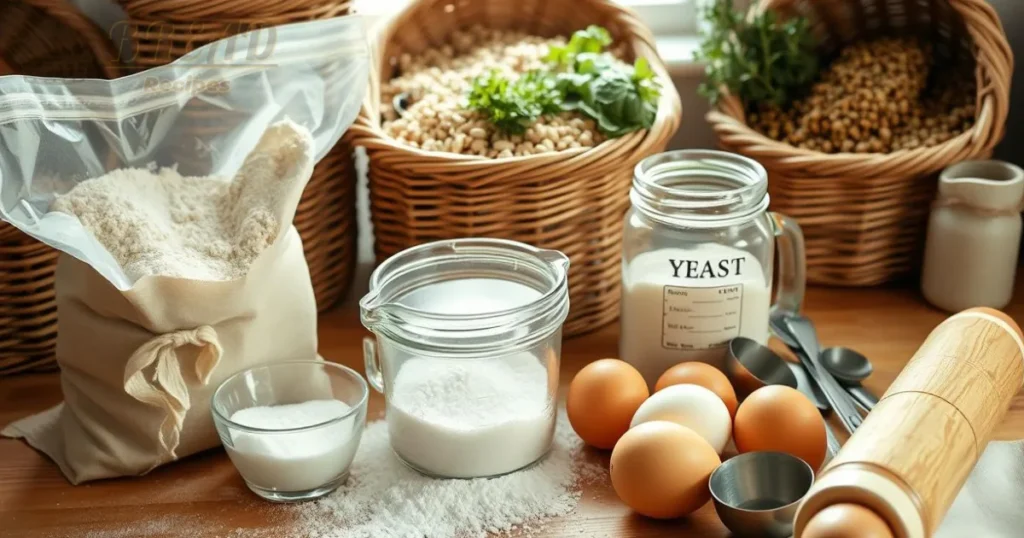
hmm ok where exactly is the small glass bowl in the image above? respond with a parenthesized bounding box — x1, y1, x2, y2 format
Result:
(211, 361, 368, 502)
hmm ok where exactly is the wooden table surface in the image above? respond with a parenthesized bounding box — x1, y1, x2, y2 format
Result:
(2, 282, 1023, 538)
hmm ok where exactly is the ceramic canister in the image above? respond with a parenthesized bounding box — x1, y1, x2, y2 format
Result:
(921, 160, 1024, 312)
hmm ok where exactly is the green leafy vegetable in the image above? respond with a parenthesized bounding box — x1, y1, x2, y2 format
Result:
(695, 0, 818, 107)
(557, 55, 660, 138)
(545, 25, 612, 69)
(466, 70, 563, 135)
(468, 25, 661, 138)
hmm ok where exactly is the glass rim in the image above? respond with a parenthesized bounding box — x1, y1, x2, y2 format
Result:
(633, 149, 768, 197)
(631, 150, 770, 228)
(361, 238, 570, 325)
(211, 360, 369, 434)
(359, 238, 572, 355)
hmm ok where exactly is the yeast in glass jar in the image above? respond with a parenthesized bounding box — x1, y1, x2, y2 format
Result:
(620, 151, 806, 385)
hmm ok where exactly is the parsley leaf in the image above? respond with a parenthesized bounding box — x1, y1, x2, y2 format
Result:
(467, 70, 562, 135)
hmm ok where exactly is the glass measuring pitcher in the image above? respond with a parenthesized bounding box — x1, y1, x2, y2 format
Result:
(619, 150, 806, 385)
(360, 238, 570, 478)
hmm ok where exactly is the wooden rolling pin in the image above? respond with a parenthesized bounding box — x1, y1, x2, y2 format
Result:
(794, 307, 1024, 538)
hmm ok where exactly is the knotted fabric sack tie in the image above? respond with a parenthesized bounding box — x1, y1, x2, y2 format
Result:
(123, 326, 222, 460)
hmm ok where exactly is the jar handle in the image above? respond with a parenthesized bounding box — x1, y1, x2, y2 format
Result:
(362, 337, 385, 393)
(771, 212, 806, 314)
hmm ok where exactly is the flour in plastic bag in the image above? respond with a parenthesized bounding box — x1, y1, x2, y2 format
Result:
(50, 121, 313, 282)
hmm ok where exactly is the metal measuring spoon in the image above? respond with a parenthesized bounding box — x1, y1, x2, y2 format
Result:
(710, 452, 814, 538)
(727, 337, 798, 394)
(774, 312, 863, 434)
(821, 347, 879, 412)
(770, 315, 828, 412)
(727, 337, 841, 458)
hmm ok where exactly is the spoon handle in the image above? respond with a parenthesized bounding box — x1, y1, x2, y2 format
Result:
(824, 421, 841, 458)
(848, 385, 878, 411)
(784, 317, 864, 434)
(786, 350, 829, 412)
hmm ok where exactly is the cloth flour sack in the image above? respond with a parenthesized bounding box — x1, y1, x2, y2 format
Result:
(2, 121, 319, 484)
(0, 16, 368, 484)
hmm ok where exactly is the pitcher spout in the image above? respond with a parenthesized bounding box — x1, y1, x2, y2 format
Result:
(539, 249, 571, 276)
(359, 290, 384, 328)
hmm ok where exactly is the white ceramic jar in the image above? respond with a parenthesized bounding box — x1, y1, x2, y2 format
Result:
(921, 160, 1024, 311)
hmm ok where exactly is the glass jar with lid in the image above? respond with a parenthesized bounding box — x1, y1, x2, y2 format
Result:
(620, 150, 806, 386)
(360, 238, 569, 478)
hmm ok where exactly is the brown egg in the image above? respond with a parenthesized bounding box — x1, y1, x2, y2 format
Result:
(733, 385, 827, 470)
(567, 359, 649, 449)
(655, 362, 739, 417)
(802, 504, 894, 538)
(610, 421, 721, 519)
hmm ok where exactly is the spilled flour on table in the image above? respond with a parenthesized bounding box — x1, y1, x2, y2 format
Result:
(80, 514, 200, 538)
(281, 411, 604, 538)
(72, 412, 603, 538)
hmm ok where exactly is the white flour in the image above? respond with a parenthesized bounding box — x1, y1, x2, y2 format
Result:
(80, 515, 199, 538)
(227, 400, 359, 493)
(51, 121, 312, 282)
(295, 411, 602, 538)
(388, 353, 554, 477)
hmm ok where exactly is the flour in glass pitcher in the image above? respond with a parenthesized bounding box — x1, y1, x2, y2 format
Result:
(379, 276, 557, 478)
(620, 244, 771, 385)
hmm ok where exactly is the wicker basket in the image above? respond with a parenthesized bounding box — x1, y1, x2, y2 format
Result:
(706, 0, 1012, 286)
(117, 0, 358, 311)
(0, 0, 118, 375)
(350, 0, 682, 337)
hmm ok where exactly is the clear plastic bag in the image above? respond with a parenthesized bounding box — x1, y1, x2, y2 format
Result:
(0, 16, 369, 289)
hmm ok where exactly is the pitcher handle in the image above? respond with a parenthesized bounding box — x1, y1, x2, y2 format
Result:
(362, 337, 385, 393)
(771, 212, 806, 314)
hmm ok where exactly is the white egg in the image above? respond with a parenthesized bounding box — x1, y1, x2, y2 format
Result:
(630, 383, 732, 453)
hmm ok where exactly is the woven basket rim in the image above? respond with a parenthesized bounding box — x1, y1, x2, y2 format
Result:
(705, 0, 1012, 177)
(122, 2, 350, 25)
(116, 0, 351, 22)
(348, 0, 683, 168)
(16, 0, 121, 79)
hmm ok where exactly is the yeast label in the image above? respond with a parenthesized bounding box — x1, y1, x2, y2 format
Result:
(661, 252, 750, 350)
(661, 283, 744, 351)
(668, 257, 747, 279)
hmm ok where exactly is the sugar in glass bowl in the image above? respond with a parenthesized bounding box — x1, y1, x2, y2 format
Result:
(211, 361, 368, 502)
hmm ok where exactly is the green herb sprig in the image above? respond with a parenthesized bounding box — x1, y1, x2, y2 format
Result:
(466, 70, 563, 135)
(695, 0, 818, 107)
(467, 25, 661, 138)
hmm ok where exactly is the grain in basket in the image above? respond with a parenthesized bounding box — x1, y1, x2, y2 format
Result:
(381, 24, 659, 158)
(701, 0, 1012, 285)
